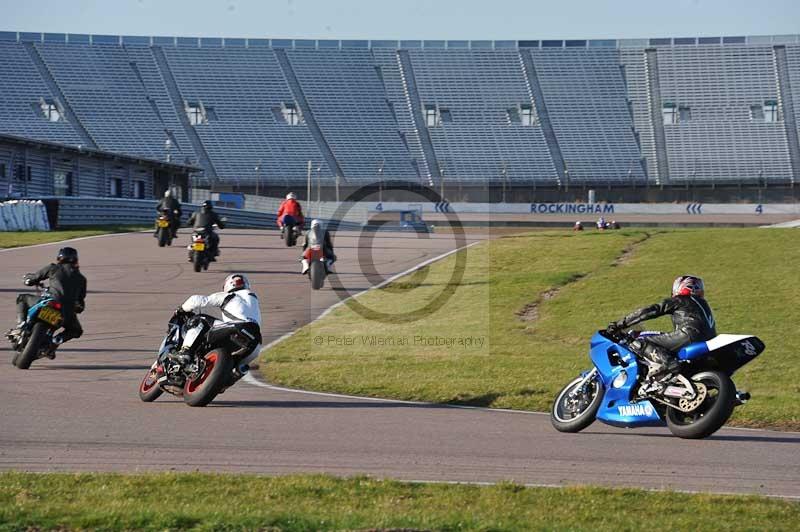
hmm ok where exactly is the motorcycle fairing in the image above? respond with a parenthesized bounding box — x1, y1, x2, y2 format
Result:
(678, 334, 764, 374)
(589, 331, 664, 428)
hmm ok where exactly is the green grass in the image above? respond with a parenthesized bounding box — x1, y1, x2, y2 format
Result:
(1, 472, 798, 531)
(0, 227, 147, 249)
(263, 228, 800, 430)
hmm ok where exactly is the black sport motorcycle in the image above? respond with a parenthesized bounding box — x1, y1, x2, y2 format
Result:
(281, 216, 302, 247)
(155, 208, 177, 247)
(138, 311, 260, 407)
(6, 281, 63, 369)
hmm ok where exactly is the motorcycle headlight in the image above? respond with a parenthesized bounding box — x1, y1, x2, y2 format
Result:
(612, 370, 628, 389)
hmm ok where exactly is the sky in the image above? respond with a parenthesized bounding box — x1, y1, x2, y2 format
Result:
(3, 0, 799, 41)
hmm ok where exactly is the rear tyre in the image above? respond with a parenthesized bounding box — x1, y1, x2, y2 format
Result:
(158, 228, 169, 247)
(666, 370, 735, 439)
(310, 261, 325, 290)
(285, 228, 295, 247)
(193, 253, 203, 273)
(15, 322, 49, 370)
(183, 349, 230, 407)
(550, 372, 603, 433)
(138, 364, 164, 402)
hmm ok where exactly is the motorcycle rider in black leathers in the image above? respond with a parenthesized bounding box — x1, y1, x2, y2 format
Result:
(610, 275, 716, 382)
(12, 247, 87, 357)
(187, 200, 225, 261)
(155, 189, 182, 239)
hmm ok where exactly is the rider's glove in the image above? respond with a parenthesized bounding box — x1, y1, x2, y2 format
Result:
(23, 275, 35, 286)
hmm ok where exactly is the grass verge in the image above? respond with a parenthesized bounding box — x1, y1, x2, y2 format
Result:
(262, 228, 800, 430)
(2, 472, 798, 531)
(0, 226, 147, 249)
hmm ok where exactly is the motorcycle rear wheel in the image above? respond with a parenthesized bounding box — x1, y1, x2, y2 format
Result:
(14, 322, 49, 370)
(666, 370, 735, 439)
(138, 364, 164, 402)
(551, 372, 603, 433)
(157, 228, 169, 247)
(183, 348, 230, 407)
(310, 261, 325, 290)
(193, 253, 203, 273)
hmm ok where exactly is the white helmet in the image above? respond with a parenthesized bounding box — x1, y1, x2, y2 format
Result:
(223, 273, 250, 293)
(164, 189, 172, 198)
(286, 192, 296, 200)
(310, 219, 321, 228)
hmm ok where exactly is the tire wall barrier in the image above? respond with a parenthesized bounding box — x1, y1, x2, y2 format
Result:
(0, 200, 51, 231)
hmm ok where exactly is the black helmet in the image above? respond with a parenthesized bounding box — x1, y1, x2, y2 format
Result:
(201, 200, 213, 211)
(57, 247, 78, 264)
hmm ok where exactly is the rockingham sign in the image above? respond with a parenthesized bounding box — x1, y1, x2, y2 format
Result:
(369, 202, 800, 216)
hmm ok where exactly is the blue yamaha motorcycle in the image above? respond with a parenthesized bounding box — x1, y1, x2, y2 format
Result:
(6, 282, 64, 369)
(551, 328, 764, 439)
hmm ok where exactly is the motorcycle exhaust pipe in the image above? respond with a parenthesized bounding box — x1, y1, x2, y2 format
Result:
(735, 390, 751, 406)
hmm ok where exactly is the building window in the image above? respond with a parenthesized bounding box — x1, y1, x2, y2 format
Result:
(39, 99, 62, 122)
(439, 108, 453, 124)
(53, 171, 73, 196)
(186, 102, 206, 126)
(507, 108, 520, 124)
(662, 103, 677, 125)
(133, 180, 145, 199)
(15, 165, 32, 182)
(750, 104, 764, 120)
(281, 103, 301, 125)
(110, 178, 123, 197)
(678, 106, 692, 122)
(520, 105, 535, 126)
(764, 100, 778, 122)
(424, 105, 438, 127)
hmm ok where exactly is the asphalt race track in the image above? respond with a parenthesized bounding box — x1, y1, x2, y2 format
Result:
(1, 229, 799, 499)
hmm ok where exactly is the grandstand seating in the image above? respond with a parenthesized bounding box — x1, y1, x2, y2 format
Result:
(1, 32, 799, 187)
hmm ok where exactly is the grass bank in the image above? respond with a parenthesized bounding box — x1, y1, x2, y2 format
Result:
(0, 227, 146, 249)
(263, 228, 800, 430)
(2, 472, 798, 531)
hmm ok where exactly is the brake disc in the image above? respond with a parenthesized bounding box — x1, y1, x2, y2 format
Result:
(677, 382, 707, 412)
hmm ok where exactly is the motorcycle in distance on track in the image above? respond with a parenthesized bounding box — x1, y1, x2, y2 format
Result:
(138, 311, 260, 407)
(551, 327, 765, 439)
(281, 215, 301, 247)
(6, 282, 64, 369)
(188, 219, 225, 273)
(155, 208, 176, 247)
(302, 244, 332, 290)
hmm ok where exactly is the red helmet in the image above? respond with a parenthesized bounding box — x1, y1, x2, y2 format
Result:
(223, 274, 250, 293)
(672, 275, 704, 297)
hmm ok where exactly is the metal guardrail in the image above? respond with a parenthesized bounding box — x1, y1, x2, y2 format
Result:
(47, 196, 361, 231)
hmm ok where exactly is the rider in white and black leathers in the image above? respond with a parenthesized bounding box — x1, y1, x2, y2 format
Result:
(611, 275, 716, 380)
(301, 219, 335, 274)
(177, 274, 262, 372)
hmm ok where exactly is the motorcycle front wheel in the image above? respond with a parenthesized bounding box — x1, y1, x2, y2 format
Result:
(551, 371, 603, 433)
(183, 348, 231, 407)
(138, 364, 164, 402)
(666, 370, 735, 439)
(14, 322, 49, 370)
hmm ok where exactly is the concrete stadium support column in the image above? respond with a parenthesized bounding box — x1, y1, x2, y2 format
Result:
(520, 50, 566, 186)
(774, 46, 800, 184)
(644, 48, 671, 185)
(273, 48, 345, 181)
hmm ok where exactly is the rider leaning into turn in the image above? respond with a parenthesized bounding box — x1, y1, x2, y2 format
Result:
(175, 274, 262, 375)
(277, 192, 305, 234)
(300, 219, 336, 274)
(13, 247, 87, 356)
(155, 189, 182, 238)
(187, 200, 225, 260)
(610, 275, 716, 381)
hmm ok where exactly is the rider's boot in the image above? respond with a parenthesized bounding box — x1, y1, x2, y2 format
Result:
(43, 334, 64, 360)
(300, 259, 310, 275)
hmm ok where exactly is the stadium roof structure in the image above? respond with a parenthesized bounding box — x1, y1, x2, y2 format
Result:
(0, 132, 201, 174)
(1, 30, 800, 49)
